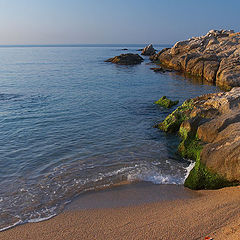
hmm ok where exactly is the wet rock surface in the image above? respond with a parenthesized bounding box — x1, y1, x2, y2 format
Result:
(158, 87, 240, 189)
(151, 30, 240, 89)
(155, 96, 179, 108)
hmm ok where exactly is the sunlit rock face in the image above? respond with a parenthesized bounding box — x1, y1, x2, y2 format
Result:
(141, 44, 156, 56)
(151, 30, 240, 89)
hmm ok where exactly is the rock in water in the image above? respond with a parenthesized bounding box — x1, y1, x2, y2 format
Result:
(150, 67, 165, 73)
(155, 96, 179, 108)
(150, 30, 240, 89)
(157, 87, 240, 189)
(141, 44, 156, 56)
(105, 53, 144, 65)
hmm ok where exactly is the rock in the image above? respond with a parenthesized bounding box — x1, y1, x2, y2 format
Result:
(157, 87, 240, 189)
(150, 67, 165, 73)
(105, 53, 144, 65)
(137, 49, 143, 51)
(150, 30, 240, 89)
(155, 96, 179, 108)
(121, 48, 128, 50)
(141, 44, 156, 56)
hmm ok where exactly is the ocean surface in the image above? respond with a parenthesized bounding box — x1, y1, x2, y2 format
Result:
(0, 44, 219, 230)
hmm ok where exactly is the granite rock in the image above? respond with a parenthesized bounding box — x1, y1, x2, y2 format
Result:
(141, 44, 156, 56)
(105, 53, 144, 65)
(151, 30, 240, 89)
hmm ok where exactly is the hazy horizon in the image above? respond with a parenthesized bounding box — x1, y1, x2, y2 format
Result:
(0, 0, 239, 45)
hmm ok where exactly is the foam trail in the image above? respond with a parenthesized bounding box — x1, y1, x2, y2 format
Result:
(28, 214, 56, 223)
(0, 220, 23, 232)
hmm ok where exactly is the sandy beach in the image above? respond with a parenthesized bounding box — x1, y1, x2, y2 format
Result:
(0, 184, 239, 240)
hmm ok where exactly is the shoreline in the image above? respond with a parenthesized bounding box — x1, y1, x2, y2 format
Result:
(1, 183, 240, 240)
(1, 34, 240, 239)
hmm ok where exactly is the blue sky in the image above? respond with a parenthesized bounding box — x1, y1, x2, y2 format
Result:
(0, 0, 239, 45)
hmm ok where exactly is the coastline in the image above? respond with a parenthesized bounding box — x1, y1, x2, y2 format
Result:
(1, 183, 240, 240)
(1, 31, 240, 238)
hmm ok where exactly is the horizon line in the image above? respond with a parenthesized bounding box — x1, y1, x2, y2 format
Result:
(0, 43, 172, 48)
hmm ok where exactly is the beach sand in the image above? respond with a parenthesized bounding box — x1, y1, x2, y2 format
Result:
(0, 183, 239, 240)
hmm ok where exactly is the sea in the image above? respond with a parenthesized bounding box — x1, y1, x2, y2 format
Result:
(0, 44, 219, 231)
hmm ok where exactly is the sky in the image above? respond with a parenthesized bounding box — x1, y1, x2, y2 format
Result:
(0, 0, 239, 45)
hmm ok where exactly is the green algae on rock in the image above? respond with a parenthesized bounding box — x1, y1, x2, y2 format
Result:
(184, 158, 234, 190)
(178, 122, 231, 189)
(157, 99, 193, 132)
(157, 88, 240, 189)
(155, 96, 179, 109)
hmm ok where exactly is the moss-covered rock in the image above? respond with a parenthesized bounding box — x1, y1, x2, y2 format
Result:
(178, 121, 233, 189)
(179, 125, 233, 189)
(184, 157, 233, 190)
(155, 96, 179, 108)
(156, 94, 239, 190)
(178, 136, 202, 161)
(157, 99, 194, 132)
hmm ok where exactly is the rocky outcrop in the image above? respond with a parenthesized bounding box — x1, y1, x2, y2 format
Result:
(155, 96, 179, 108)
(151, 30, 240, 89)
(157, 87, 240, 189)
(141, 44, 156, 56)
(105, 53, 143, 65)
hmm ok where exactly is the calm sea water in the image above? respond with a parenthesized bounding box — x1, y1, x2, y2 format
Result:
(0, 45, 219, 230)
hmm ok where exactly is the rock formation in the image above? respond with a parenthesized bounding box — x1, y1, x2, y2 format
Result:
(141, 44, 156, 56)
(105, 53, 143, 65)
(157, 87, 240, 189)
(155, 96, 179, 108)
(150, 30, 240, 89)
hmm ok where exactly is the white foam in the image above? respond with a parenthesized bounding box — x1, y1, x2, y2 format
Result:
(0, 219, 23, 232)
(184, 161, 195, 180)
(27, 213, 56, 223)
(127, 170, 183, 185)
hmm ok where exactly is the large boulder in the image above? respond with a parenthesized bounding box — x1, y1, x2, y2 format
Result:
(105, 53, 144, 65)
(157, 87, 240, 189)
(141, 44, 156, 56)
(151, 30, 240, 89)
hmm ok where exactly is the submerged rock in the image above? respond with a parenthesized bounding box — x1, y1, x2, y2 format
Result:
(157, 87, 240, 189)
(150, 67, 165, 73)
(151, 30, 240, 89)
(141, 44, 156, 56)
(155, 96, 179, 108)
(105, 53, 144, 65)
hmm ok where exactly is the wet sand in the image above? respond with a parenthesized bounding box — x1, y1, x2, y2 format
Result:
(0, 183, 240, 240)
